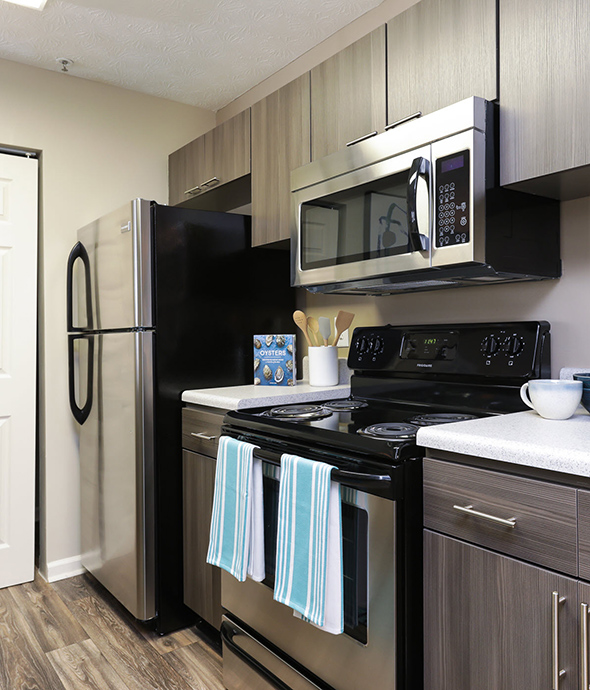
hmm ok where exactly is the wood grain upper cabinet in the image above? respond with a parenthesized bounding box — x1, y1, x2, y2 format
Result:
(386, 0, 497, 126)
(500, 0, 590, 197)
(310, 26, 386, 160)
(169, 110, 251, 206)
(251, 74, 311, 246)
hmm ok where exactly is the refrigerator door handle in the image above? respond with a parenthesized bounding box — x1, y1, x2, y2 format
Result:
(68, 334, 94, 425)
(67, 241, 93, 331)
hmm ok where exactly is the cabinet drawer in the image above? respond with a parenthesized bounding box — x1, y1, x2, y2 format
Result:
(579, 490, 590, 581)
(423, 458, 577, 575)
(182, 407, 224, 458)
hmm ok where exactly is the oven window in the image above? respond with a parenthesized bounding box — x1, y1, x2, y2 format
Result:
(300, 170, 412, 270)
(262, 469, 369, 644)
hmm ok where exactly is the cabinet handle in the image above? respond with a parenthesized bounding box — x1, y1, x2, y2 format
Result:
(552, 591, 567, 689)
(346, 131, 378, 147)
(384, 110, 422, 131)
(191, 432, 218, 441)
(201, 177, 220, 187)
(184, 184, 201, 196)
(452, 504, 517, 528)
(581, 602, 589, 690)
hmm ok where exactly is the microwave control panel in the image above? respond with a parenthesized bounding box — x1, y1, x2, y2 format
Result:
(435, 149, 470, 248)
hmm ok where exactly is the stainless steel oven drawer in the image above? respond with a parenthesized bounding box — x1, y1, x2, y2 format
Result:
(221, 616, 325, 690)
(423, 457, 577, 575)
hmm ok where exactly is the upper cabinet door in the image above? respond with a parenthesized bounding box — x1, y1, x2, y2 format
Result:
(310, 26, 386, 161)
(251, 74, 311, 246)
(500, 0, 590, 196)
(169, 110, 251, 206)
(387, 0, 497, 126)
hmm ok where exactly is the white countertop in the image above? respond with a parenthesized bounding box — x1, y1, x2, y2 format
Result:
(182, 381, 351, 410)
(417, 407, 590, 477)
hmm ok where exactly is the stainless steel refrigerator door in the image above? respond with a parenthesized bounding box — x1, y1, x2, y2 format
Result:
(70, 198, 153, 331)
(77, 330, 156, 621)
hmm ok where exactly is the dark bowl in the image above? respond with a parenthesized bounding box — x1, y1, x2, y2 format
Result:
(573, 373, 590, 413)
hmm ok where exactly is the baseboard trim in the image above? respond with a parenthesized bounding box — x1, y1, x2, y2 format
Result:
(40, 555, 85, 583)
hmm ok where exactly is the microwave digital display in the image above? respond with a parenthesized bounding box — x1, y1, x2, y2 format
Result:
(441, 154, 465, 174)
(435, 149, 470, 249)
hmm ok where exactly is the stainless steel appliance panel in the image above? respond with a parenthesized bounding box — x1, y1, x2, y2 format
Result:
(73, 199, 152, 331)
(291, 144, 431, 288)
(222, 616, 324, 690)
(222, 486, 396, 690)
(78, 330, 155, 620)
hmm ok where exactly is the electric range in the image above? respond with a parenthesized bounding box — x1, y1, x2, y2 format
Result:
(220, 321, 551, 690)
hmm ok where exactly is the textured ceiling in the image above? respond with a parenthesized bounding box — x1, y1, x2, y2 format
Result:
(0, 0, 385, 111)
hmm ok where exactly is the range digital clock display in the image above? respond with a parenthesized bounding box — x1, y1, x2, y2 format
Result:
(401, 331, 458, 360)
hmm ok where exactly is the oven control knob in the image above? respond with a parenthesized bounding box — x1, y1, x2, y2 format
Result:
(483, 335, 499, 356)
(505, 336, 524, 355)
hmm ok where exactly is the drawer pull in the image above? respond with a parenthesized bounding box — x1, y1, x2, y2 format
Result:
(184, 184, 201, 195)
(552, 591, 567, 688)
(191, 432, 218, 441)
(452, 504, 517, 528)
(581, 602, 589, 690)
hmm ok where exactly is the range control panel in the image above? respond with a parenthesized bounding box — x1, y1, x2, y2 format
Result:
(348, 322, 550, 380)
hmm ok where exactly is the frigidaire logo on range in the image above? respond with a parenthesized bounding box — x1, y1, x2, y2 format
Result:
(417, 363, 433, 367)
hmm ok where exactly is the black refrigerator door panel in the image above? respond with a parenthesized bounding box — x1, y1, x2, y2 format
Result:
(151, 204, 295, 633)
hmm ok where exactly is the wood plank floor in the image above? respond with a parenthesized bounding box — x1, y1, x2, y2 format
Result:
(0, 571, 225, 690)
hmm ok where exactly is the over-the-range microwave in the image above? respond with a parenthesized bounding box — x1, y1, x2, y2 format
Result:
(290, 97, 561, 295)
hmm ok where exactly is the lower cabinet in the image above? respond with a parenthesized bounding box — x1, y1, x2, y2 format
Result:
(423, 457, 590, 690)
(183, 448, 221, 629)
(424, 530, 581, 690)
(182, 405, 224, 630)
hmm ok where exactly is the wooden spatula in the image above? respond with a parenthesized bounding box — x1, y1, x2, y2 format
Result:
(333, 310, 355, 346)
(293, 310, 312, 346)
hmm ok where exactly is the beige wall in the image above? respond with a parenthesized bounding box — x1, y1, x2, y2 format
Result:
(0, 58, 215, 580)
(303, 197, 590, 375)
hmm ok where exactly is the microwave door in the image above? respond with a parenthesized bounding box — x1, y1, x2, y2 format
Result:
(292, 144, 432, 289)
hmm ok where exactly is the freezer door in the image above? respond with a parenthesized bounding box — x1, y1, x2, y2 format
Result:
(79, 330, 156, 621)
(70, 199, 153, 331)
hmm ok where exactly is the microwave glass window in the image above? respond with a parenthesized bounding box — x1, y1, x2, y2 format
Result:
(262, 468, 368, 644)
(300, 170, 414, 270)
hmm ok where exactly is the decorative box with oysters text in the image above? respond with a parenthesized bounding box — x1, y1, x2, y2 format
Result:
(253, 334, 296, 386)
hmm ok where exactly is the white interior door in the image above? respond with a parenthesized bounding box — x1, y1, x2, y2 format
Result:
(0, 152, 38, 588)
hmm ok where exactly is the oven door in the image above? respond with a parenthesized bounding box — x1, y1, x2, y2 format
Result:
(291, 144, 432, 290)
(222, 461, 397, 690)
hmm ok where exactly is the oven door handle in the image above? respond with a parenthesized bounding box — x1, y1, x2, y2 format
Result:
(253, 448, 392, 490)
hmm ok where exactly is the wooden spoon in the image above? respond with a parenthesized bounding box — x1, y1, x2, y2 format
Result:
(293, 310, 312, 346)
(307, 316, 321, 347)
(333, 310, 355, 346)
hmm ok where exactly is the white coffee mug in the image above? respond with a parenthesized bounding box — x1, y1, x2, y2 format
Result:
(308, 346, 338, 387)
(520, 379, 582, 420)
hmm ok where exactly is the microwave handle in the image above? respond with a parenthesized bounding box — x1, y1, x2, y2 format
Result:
(407, 157, 430, 252)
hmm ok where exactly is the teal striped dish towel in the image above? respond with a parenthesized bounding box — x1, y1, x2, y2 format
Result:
(206, 436, 265, 582)
(273, 453, 343, 635)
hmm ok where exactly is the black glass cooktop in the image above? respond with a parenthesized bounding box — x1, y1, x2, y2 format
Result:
(225, 398, 488, 464)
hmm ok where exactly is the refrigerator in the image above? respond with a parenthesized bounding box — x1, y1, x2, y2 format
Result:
(67, 199, 294, 633)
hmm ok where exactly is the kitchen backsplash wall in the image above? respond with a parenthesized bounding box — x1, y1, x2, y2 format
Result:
(301, 196, 590, 375)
